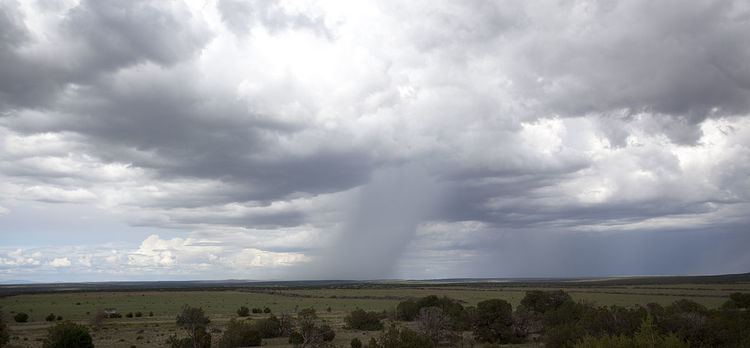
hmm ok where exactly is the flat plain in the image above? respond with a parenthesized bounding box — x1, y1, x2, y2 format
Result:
(1, 275, 749, 347)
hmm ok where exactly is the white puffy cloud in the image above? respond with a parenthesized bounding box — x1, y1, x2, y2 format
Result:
(48, 257, 71, 268)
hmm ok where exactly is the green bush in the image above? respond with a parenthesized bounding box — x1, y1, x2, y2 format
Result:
(253, 315, 281, 338)
(396, 299, 419, 321)
(167, 327, 211, 348)
(369, 324, 433, 348)
(473, 299, 515, 344)
(13, 312, 29, 323)
(344, 308, 383, 331)
(396, 296, 464, 323)
(175, 305, 211, 348)
(350, 337, 362, 348)
(236, 306, 250, 317)
(42, 322, 93, 348)
(574, 317, 689, 348)
(218, 319, 261, 347)
(46, 313, 56, 322)
(520, 290, 573, 314)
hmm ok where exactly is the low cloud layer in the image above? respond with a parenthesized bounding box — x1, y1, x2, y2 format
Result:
(1, 0, 749, 281)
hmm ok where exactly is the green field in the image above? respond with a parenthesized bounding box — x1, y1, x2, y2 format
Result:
(1, 281, 748, 347)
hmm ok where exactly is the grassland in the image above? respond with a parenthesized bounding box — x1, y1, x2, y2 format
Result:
(1, 277, 749, 347)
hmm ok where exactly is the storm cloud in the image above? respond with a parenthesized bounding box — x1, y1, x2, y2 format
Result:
(0, 0, 749, 281)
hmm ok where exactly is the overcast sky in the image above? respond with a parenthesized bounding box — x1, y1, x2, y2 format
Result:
(1, 0, 749, 282)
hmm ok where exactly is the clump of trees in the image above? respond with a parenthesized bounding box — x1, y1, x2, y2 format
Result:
(42, 322, 94, 348)
(344, 308, 384, 331)
(389, 291, 750, 347)
(396, 295, 464, 323)
(574, 316, 688, 348)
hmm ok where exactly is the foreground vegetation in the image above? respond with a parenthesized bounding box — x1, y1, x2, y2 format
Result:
(0, 277, 749, 347)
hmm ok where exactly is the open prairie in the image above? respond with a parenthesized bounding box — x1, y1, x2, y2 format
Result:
(2, 276, 748, 347)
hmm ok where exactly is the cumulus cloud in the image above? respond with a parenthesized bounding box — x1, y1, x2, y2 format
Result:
(48, 257, 72, 268)
(0, 0, 748, 281)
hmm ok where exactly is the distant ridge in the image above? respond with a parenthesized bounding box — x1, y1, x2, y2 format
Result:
(1, 272, 748, 297)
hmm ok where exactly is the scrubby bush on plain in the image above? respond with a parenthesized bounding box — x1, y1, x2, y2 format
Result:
(42, 322, 93, 348)
(344, 308, 383, 331)
(13, 312, 29, 323)
(236, 306, 249, 317)
(173, 305, 211, 348)
(218, 319, 261, 348)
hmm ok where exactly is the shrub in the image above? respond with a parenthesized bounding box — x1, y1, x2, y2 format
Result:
(46, 313, 56, 322)
(13, 312, 29, 323)
(727, 292, 750, 309)
(574, 317, 689, 348)
(175, 305, 211, 348)
(263, 307, 271, 314)
(167, 327, 211, 348)
(473, 299, 515, 344)
(295, 308, 335, 346)
(396, 296, 464, 323)
(251, 308, 262, 314)
(253, 315, 281, 338)
(520, 290, 572, 314)
(277, 313, 294, 337)
(288, 331, 303, 345)
(397, 299, 419, 321)
(237, 306, 250, 317)
(417, 307, 457, 345)
(344, 308, 383, 331)
(148, 312, 154, 317)
(56, 316, 62, 321)
(126, 312, 133, 318)
(42, 322, 93, 348)
(350, 337, 362, 348)
(320, 324, 335, 342)
(218, 319, 262, 348)
(0, 308, 9, 347)
(370, 324, 433, 348)
(134, 312, 142, 318)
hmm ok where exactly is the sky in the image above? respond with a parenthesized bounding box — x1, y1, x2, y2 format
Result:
(0, 0, 749, 282)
